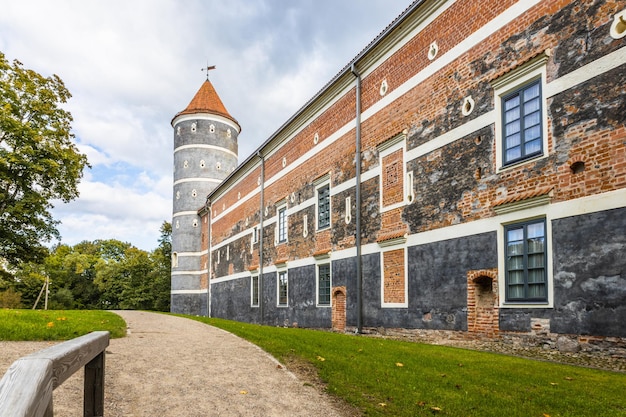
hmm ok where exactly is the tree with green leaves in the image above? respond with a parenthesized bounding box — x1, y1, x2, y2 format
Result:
(0, 52, 89, 265)
(149, 221, 171, 311)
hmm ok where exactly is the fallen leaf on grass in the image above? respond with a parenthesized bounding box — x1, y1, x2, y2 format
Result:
(316, 356, 325, 362)
(550, 382, 558, 386)
(378, 403, 387, 407)
(395, 362, 404, 367)
(417, 401, 426, 407)
(431, 406, 442, 413)
(564, 376, 573, 381)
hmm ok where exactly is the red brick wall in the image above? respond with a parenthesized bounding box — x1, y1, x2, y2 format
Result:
(466, 269, 499, 337)
(332, 286, 347, 331)
(383, 249, 406, 304)
(382, 149, 404, 208)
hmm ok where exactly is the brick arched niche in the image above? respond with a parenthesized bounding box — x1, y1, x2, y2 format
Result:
(331, 286, 347, 332)
(466, 269, 499, 337)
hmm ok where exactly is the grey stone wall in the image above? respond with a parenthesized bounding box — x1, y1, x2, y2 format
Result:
(500, 208, 626, 338)
(551, 207, 626, 337)
(171, 293, 207, 316)
(211, 266, 331, 328)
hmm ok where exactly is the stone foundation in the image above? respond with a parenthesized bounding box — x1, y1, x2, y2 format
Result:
(355, 326, 626, 359)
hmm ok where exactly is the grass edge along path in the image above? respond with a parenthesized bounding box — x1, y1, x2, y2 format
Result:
(183, 315, 626, 417)
(0, 309, 126, 340)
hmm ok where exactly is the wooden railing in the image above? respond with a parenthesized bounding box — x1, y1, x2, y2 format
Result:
(0, 331, 109, 417)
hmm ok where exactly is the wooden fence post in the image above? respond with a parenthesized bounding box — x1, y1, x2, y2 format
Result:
(84, 351, 105, 417)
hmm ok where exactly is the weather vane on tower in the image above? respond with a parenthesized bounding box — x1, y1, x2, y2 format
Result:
(202, 63, 216, 80)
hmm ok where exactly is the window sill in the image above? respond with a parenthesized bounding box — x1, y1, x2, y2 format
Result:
(501, 301, 552, 309)
(497, 152, 547, 173)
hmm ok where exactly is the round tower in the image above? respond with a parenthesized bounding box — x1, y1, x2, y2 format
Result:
(170, 78, 240, 315)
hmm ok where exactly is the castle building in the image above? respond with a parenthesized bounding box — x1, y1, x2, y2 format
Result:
(173, 0, 626, 350)
(170, 79, 240, 315)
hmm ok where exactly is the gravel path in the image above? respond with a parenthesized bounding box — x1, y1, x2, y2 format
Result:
(0, 311, 348, 417)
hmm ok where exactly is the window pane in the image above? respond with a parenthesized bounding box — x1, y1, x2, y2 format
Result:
(504, 95, 520, 111)
(527, 222, 545, 239)
(508, 269, 524, 284)
(524, 125, 541, 141)
(525, 138, 542, 155)
(505, 121, 521, 137)
(507, 228, 523, 242)
(528, 253, 545, 268)
(507, 240, 524, 255)
(528, 267, 545, 283)
(528, 238, 544, 254)
(528, 283, 546, 298)
(506, 148, 521, 162)
(523, 83, 540, 101)
(508, 284, 524, 299)
(508, 256, 524, 272)
(524, 96, 540, 114)
(505, 107, 520, 124)
(524, 111, 540, 128)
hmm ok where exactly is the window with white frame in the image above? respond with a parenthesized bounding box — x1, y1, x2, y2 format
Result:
(277, 270, 288, 306)
(277, 205, 287, 244)
(317, 183, 330, 230)
(251, 275, 259, 307)
(492, 52, 549, 170)
(317, 263, 331, 306)
(502, 80, 542, 165)
(505, 218, 547, 302)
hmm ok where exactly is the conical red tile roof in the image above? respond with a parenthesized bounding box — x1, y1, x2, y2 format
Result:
(173, 80, 240, 130)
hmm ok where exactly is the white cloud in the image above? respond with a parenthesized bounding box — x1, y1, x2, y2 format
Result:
(52, 178, 171, 249)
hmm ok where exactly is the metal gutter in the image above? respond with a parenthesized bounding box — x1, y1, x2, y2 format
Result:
(351, 63, 363, 333)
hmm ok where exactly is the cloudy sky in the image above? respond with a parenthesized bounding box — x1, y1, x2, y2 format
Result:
(0, 0, 409, 251)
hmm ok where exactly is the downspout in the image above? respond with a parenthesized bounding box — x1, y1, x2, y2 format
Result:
(351, 63, 363, 334)
(205, 199, 212, 317)
(257, 151, 265, 324)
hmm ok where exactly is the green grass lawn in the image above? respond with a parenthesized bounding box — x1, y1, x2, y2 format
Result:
(0, 309, 126, 340)
(185, 315, 626, 417)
